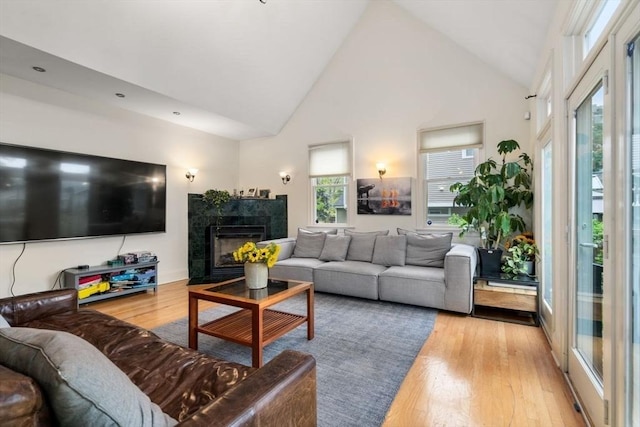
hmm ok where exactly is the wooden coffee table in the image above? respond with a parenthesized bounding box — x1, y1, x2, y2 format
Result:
(188, 277, 314, 368)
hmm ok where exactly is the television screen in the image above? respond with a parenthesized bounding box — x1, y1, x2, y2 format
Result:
(0, 143, 167, 244)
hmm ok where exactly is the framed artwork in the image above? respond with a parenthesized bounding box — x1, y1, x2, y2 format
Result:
(247, 188, 257, 197)
(259, 189, 270, 198)
(356, 177, 412, 215)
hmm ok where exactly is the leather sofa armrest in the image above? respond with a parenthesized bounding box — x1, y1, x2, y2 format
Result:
(258, 238, 297, 261)
(0, 289, 78, 326)
(0, 364, 52, 426)
(443, 244, 477, 314)
(178, 350, 316, 427)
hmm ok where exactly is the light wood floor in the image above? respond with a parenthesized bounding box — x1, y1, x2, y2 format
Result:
(88, 280, 586, 427)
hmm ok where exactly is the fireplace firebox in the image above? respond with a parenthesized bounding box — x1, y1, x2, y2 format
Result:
(205, 225, 266, 280)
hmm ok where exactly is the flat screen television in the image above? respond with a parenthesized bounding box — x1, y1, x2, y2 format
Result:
(0, 143, 167, 244)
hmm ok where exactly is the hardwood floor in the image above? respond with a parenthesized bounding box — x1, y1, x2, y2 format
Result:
(88, 280, 586, 427)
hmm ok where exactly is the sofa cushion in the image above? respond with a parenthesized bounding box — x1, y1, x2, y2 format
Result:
(293, 230, 327, 258)
(0, 327, 177, 427)
(299, 228, 338, 235)
(344, 229, 389, 262)
(397, 227, 433, 235)
(379, 265, 446, 308)
(313, 261, 387, 300)
(372, 235, 406, 267)
(319, 235, 351, 262)
(405, 233, 453, 268)
(22, 310, 255, 422)
(269, 257, 325, 283)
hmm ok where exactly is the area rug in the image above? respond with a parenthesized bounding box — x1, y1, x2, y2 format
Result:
(152, 293, 437, 427)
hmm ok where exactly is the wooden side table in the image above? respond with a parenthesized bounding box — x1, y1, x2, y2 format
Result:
(472, 274, 539, 326)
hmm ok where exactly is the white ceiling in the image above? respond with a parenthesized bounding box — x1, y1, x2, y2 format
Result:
(0, 0, 558, 141)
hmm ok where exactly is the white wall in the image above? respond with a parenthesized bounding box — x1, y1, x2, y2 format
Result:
(0, 74, 239, 298)
(238, 0, 532, 236)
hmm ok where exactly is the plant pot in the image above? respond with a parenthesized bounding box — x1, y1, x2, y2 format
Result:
(477, 248, 503, 276)
(244, 262, 268, 289)
(523, 260, 535, 276)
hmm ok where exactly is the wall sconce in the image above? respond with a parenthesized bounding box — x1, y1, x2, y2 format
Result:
(185, 168, 198, 182)
(376, 163, 386, 179)
(279, 171, 291, 185)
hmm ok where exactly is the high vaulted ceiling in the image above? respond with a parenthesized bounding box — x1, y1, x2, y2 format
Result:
(0, 0, 558, 141)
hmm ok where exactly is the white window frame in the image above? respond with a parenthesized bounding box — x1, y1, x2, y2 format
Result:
(308, 140, 352, 226)
(417, 121, 484, 227)
(564, 0, 623, 86)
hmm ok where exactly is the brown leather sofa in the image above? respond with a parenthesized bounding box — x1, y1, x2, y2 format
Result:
(0, 289, 317, 426)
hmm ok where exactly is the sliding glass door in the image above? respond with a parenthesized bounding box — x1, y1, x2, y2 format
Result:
(626, 30, 640, 427)
(568, 45, 609, 426)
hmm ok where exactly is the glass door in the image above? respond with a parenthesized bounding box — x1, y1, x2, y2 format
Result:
(626, 31, 640, 427)
(568, 45, 609, 426)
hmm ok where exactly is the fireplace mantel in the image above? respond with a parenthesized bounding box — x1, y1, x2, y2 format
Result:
(187, 194, 287, 283)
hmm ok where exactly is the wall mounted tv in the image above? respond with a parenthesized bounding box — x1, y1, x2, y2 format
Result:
(0, 143, 167, 244)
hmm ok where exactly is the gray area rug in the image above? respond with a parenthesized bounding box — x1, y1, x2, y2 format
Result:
(152, 292, 437, 427)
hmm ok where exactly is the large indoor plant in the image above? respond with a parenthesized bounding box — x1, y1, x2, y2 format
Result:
(449, 139, 533, 274)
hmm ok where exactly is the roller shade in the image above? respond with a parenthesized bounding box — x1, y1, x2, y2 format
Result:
(309, 141, 351, 177)
(420, 122, 483, 152)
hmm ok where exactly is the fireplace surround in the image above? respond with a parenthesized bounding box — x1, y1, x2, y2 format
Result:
(188, 194, 287, 284)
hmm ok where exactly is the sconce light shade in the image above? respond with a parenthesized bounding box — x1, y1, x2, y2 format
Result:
(279, 171, 291, 185)
(186, 168, 199, 182)
(376, 162, 386, 179)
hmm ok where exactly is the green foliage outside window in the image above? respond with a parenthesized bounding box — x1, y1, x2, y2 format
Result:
(315, 177, 346, 224)
(592, 217, 604, 265)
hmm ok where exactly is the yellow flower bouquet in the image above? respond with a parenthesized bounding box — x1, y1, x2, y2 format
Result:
(233, 241, 280, 268)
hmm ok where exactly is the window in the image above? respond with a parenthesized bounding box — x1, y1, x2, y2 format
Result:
(537, 65, 552, 133)
(541, 141, 553, 310)
(565, 0, 622, 84)
(461, 148, 474, 159)
(309, 141, 351, 225)
(419, 122, 483, 225)
(583, 0, 621, 57)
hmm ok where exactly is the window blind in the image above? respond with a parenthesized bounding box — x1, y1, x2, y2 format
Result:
(309, 141, 351, 177)
(419, 122, 483, 152)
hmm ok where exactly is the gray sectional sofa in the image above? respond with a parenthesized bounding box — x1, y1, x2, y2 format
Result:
(259, 228, 477, 314)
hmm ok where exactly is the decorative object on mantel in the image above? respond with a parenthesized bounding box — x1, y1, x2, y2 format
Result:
(202, 189, 231, 230)
(450, 139, 533, 275)
(233, 242, 280, 289)
(502, 232, 539, 276)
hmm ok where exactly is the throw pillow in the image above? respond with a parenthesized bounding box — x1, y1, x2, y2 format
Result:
(0, 315, 10, 328)
(405, 233, 453, 267)
(345, 229, 390, 262)
(319, 235, 351, 262)
(299, 228, 338, 235)
(0, 327, 177, 427)
(293, 230, 327, 258)
(372, 235, 407, 267)
(397, 227, 432, 235)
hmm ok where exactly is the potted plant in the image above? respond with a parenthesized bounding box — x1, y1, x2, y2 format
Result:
(502, 233, 539, 276)
(449, 139, 533, 274)
(203, 189, 231, 230)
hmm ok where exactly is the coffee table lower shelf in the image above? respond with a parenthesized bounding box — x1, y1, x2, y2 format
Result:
(197, 309, 307, 347)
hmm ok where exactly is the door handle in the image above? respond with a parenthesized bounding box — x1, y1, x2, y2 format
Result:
(579, 242, 598, 248)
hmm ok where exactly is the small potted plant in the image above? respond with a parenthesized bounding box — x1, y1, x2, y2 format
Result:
(202, 189, 231, 230)
(502, 233, 538, 276)
(450, 139, 533, 274)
